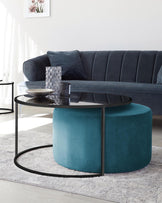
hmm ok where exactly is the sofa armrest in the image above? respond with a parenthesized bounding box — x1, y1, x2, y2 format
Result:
(23, 54, 50, 81)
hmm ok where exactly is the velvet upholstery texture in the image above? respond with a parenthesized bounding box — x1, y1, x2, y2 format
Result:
(24, 51, 162, 83)
(47, 50, 87, 80)
(23, 55, 50, 81)
(53, 103, 152, 173)
(79, 51, 162, 83)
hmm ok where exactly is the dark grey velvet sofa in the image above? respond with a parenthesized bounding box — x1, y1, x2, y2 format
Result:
(23, 51, 162, 115)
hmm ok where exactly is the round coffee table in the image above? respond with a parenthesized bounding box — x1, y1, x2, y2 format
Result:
(0, 80, 14, 114)
(14, 93, 132, 178)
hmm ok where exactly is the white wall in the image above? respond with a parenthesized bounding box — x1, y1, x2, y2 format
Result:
(21, 0, 162, 52)
(0, 0, 162, 90)
(21, 0, 162, 51)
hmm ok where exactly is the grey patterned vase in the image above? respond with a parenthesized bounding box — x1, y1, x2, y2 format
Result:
(45, 66, 62, 94)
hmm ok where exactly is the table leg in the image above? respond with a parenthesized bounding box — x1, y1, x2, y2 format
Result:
(15, 102, 18, 155)
(11, 83, 14, 112)
(101, 107, 105, 176)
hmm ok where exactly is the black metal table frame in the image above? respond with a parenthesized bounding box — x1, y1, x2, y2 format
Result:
(14, 96, 106, 178)
(0, 81, 14, 114)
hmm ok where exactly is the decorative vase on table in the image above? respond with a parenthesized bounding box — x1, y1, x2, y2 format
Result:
(45, 66, 62, 94)
(45, 66, 71, 98)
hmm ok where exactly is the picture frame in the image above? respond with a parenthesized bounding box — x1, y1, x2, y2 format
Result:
(24, 0, 50, 18)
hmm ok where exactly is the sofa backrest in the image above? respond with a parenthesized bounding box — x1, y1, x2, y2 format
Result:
(80, 51, 162, 83)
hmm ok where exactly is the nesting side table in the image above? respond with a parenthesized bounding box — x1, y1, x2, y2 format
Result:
(0, 81, 14, 114)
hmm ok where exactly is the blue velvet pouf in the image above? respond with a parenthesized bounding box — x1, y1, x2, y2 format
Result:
(53, 103, 152, 173)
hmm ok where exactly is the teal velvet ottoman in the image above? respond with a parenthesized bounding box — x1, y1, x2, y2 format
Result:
(53, 103, 152, 173)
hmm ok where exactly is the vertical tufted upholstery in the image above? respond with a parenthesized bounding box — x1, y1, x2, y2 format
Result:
(23, 51, 162, 83)
(80, 51, 162, 83)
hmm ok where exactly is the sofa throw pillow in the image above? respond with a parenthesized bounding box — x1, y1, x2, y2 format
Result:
(47, 50, 87, 80)
(157, 65, 162, 84)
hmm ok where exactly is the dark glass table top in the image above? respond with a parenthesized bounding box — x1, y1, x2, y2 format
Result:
(15, 92, 132, 108)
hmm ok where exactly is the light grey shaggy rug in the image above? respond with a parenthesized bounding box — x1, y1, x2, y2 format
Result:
(1, 128, 162, 203)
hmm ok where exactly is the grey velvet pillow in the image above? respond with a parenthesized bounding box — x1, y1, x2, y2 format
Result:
(157, 65, 162, 84)
(47, 50, 87, 80)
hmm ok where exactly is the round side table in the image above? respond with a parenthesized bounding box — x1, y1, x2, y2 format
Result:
(14, 93, 132, 178)
(0, 80, 14, 114)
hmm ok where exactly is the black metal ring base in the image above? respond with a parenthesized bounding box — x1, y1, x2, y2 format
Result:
(14, 144, 101, 178)
(0, 108, 14, 114)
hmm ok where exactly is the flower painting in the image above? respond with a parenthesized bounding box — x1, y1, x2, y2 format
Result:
(24, 0, 50, 18)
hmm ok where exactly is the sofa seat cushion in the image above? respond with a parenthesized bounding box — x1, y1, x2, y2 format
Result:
(19, 81, 45, 90)
(65, 80, 162, 95)
(20, 80, 162, 96)
(47, 50, 87, 80)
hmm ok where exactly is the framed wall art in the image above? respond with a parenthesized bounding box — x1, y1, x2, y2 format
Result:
(24, 0, 50, 18)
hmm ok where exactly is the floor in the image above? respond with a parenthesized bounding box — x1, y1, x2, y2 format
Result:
(0, 106, 162, 203)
